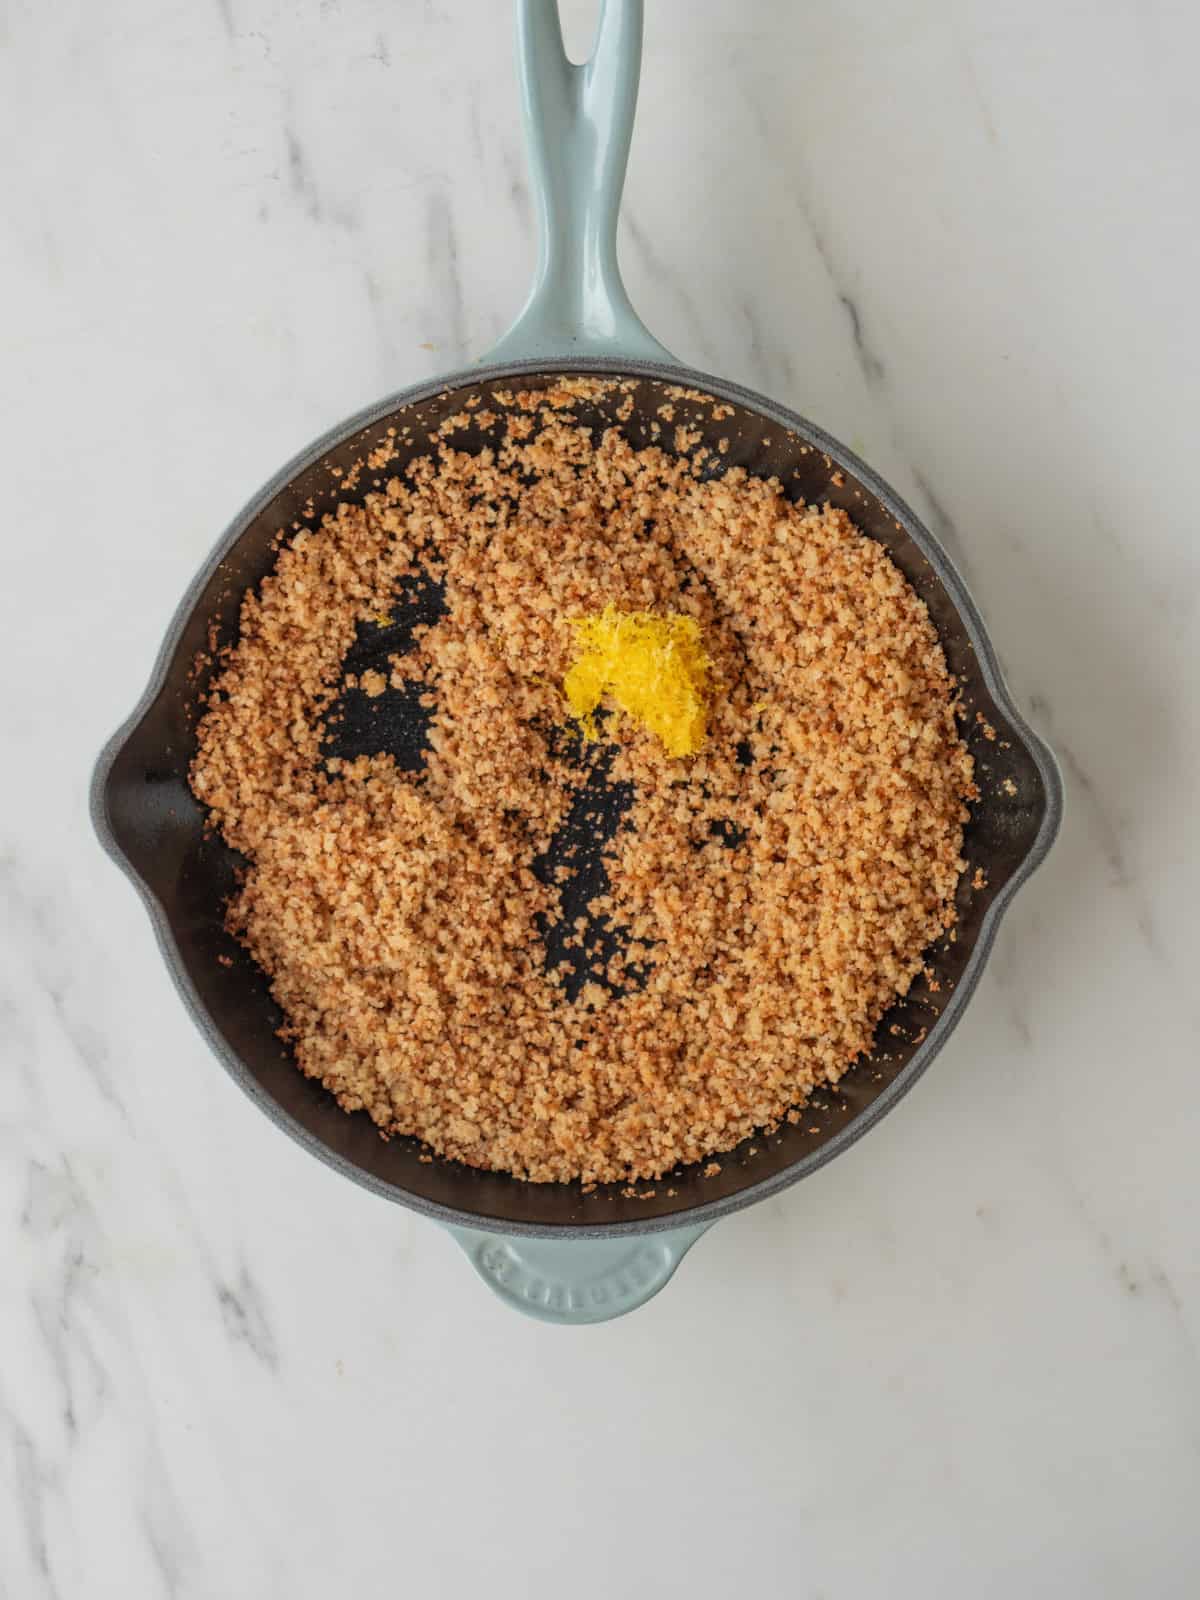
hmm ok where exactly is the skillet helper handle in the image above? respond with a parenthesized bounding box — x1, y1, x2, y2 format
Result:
(448, 1223, 710, 1325)
(484, 0, 675, 365)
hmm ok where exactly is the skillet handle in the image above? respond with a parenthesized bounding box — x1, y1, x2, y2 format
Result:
(484, 0, 675, 365)
(447, 1222, 710, 1324)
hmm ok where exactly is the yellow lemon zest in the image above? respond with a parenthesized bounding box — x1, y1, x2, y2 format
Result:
(563, 605, 710, 757)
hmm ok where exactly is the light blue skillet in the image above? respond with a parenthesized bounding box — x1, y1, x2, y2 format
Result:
(92, 0, 1062, 1324)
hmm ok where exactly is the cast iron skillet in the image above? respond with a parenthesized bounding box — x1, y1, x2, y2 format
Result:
(91, 0, 1062, 1323)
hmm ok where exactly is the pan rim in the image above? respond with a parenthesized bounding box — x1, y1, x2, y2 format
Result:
(91, 355, 1063, 1239)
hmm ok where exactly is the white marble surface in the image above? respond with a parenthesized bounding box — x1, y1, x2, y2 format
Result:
(3, 0, 1199, 1594)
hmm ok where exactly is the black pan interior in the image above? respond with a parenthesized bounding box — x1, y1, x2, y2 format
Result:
(99, 372, 1050, 1231)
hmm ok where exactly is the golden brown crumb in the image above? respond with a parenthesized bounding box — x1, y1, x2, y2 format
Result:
(190, 385, 972, 1185)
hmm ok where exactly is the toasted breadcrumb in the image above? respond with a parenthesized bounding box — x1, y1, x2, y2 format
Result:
(190, 388, 973, 1185)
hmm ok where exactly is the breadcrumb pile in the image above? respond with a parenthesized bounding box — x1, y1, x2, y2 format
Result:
(190, 382, 974, 1184)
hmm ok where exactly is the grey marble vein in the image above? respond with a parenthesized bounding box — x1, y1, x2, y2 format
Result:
(141, 1508, 185, 1600)
(982, 929, 1034, 1049)
(1030, 694, 1163, 958)
(279, 113, 359, 234)
(361, 262, 403, 382)
(733, 293, 799, 395)
(9, 1415, 59, 1600)
(468, 92, 484, 169)
(283, 125, 323, 227)
(424, 188, 468, 363)
(1054, 1172, 1198, 1369)
(909, 466, 977, 587)
(1, 976, 42, 1103)
(3, 1140, 200, 1597)
(216, 1266, 279, 1370)
(957, 40, 1000, 145)
(498, 140, 532, 235)
(1144, 1263, 1198, 1362)
(21, 1159, 110, 1456)
(836, 290, 886, 386)
(621, 210, 713, 364)
(737, 87, 887, 392)
(738, 295, 771, 392)
(0, 859, 128, 1121)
